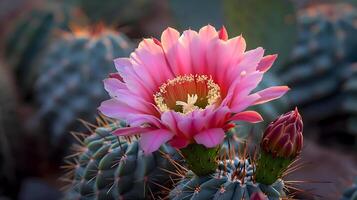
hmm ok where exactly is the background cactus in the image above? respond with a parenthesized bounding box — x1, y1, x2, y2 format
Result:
(32, 27, 133, 149)
(278, 3, 357, 146)
(64, 122, 183, 200)
(3, 2, 75, 96)
(169, 157, 286, 200)
(341, 177, 357, 200)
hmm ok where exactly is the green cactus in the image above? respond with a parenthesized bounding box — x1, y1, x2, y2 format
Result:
(279, 3, 357, 146)
(169, 157, 286, 200)
(341, 177, 357, 200)
(0, 62, 22, 198)
(64, 122, 183, 200)
(4, 3, 75, 95)
(32, 28, 133, 146)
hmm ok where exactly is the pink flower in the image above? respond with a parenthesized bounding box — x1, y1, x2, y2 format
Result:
(99, 25, 289, 154)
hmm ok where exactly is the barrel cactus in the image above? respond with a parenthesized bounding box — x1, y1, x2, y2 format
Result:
(64, 122, 183, 200)
(32, 27, 133, 147)
(341, 177, 357, 200)
(4, 2, 75, 96)
(169, 157, 286, 200)
(279, 3, 357, 146)
(170, 109, 303, 200)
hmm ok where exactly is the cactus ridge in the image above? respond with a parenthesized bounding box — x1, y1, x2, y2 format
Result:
(64, 122, 183, 200)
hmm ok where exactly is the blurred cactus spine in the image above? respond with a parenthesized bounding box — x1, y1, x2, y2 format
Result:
(33, 26, 133, 148)
(255, 108, 303, 185)
(64, 122, 182, 200)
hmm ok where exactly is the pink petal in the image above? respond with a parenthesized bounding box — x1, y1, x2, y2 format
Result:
(126, 114, 163, 128)
(230, 111, 263, 123)
(257, 54, 278, 72)
(112, 126, 154, 136)
(230, 93, 261, 113)
(139, 129, 174, 154)
(253, 86, 290, 105)
(218, 26, 228, 41)
(193, 128, 225, 148)
(103, 78, 126, 97)
(98, 99, 140, 119)
(198, 25, 218, 40)
(131, 39, 174, 90)
(114, 58, 132, 72)
(236, 47, 265, 74)
(169, 136, 190, 149)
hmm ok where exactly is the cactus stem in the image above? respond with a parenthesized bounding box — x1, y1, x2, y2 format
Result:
(255, 151, 293, 185)
(180, 144, 220, 176)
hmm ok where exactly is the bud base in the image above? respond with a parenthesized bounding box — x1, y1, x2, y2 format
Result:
(255, 151, 293, 185)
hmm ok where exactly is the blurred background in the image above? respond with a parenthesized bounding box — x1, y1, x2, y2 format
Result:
(0, 0, 357, 199)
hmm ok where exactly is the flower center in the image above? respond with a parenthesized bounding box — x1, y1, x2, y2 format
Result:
(154, 74, 221, 114)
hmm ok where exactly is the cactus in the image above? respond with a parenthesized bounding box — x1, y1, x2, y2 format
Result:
(169, 157, 286, 200)
(0, 62, 22, 198)
(279, 3, 357, 146)
(4, 3, 75, 95)
(341, 177, 357, 200)
(32, 27, 133, 147)
(64, 122, 183, 200)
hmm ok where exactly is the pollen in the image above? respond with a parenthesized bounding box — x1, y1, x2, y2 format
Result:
(154, 74, 221, 114)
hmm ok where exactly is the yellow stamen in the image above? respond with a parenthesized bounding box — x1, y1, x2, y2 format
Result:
(176, 94, 199, 114)
(154, 74, 221, 114)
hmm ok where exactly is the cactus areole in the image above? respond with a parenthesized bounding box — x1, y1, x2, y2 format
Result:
(256, 108, 303, 185)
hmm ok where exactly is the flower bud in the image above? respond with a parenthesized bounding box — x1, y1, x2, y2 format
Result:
(255, 108, 304, 185)
(261, 107, 303, 158)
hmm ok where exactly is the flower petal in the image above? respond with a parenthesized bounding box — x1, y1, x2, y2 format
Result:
(253, 86, 290, 105)
(230, 111, 263, 123)
(139, 129, 174, 154)
(257, 54, 278, 72)
(103, 78, 127, 97)
(98, 99, 140, 119)
(112, 126, 154, 136)
(194, 128, 225, 148)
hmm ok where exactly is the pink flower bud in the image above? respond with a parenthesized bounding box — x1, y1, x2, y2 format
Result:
(261, 108, 303, 158)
